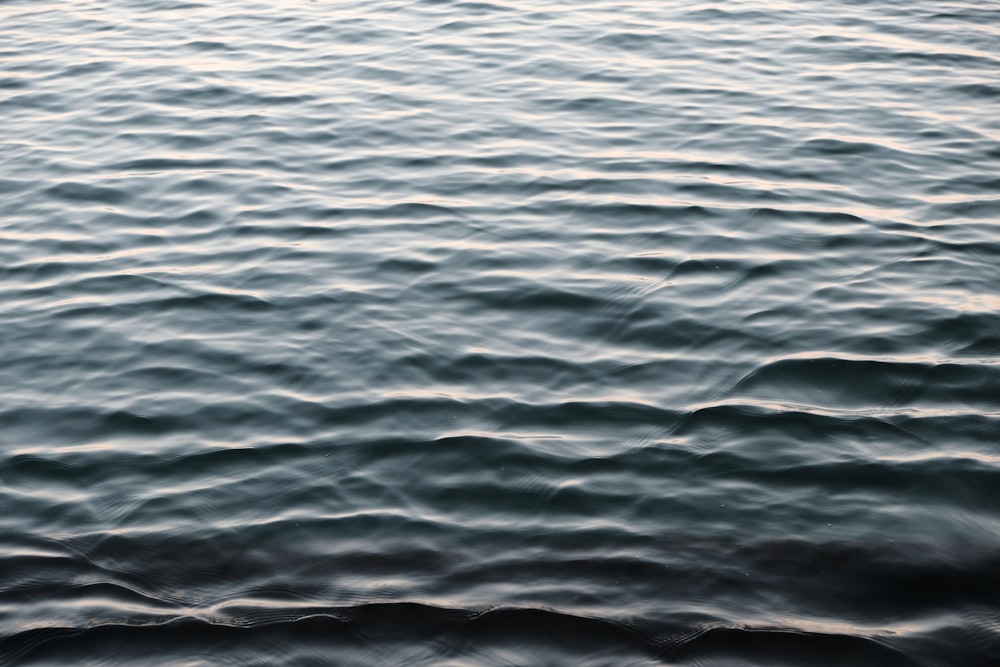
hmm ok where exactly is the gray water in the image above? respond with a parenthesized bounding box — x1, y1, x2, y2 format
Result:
(2, 1, 999, 665)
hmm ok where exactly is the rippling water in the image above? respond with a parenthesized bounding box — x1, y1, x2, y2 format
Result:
(2, 0, 999, 664)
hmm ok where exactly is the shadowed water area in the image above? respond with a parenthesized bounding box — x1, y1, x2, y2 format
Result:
(2, 0, 999, 665)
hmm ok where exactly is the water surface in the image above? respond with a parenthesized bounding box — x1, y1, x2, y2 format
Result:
(2, 0, 999, 665)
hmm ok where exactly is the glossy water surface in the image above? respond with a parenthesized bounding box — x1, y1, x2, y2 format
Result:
(2, 1, 999, 665)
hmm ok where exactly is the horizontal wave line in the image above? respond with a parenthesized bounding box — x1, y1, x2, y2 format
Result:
(0, 601, 931, 666)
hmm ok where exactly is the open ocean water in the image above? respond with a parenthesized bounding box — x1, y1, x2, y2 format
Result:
(2, 0, 999, 665)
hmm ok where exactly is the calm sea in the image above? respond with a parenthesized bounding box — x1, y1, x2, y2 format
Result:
(2, 1, 999, 665)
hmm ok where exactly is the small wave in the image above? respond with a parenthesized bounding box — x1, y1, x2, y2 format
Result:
(0, 602, 940, 667)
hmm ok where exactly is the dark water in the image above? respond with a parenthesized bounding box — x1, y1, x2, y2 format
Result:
(2, 0, 999, 664)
